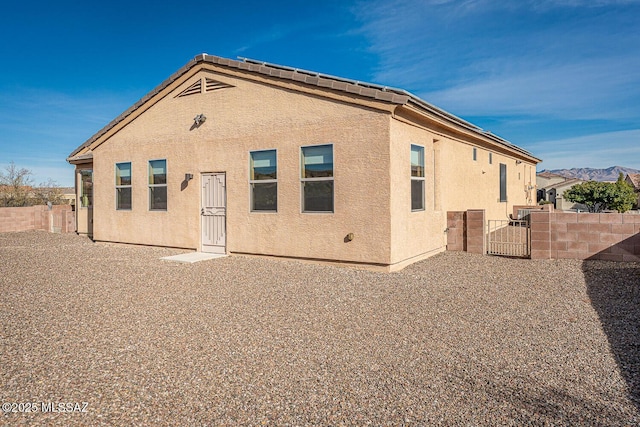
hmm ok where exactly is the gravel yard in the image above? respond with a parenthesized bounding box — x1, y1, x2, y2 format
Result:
(1, 231, 638, 426)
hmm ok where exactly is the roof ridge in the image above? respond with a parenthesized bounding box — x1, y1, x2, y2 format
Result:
(237, 56, 401, 92)
(195, 54, 536, 159)
(68, 53, 539, 162)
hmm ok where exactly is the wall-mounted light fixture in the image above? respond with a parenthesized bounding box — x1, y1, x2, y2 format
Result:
(193, 114, 207, 126)
(516, 160, 522, 165)
(185, 173, 194, 181)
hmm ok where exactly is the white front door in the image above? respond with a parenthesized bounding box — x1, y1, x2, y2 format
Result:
(201, 173, 226, 254)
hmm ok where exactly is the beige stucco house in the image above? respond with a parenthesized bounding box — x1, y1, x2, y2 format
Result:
(67, 54, 540, 271)
(536, 171, 566, 190)
(536, 173, 587, 211)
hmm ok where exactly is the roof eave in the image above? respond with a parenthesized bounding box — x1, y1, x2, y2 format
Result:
(67, 53, 540, 165)
(399, 102, 541, 164)
(67, 152, 94, 165)
(67, 57, 201, 160)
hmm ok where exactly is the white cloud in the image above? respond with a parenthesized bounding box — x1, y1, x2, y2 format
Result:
(354, 0, 640, 121)
(534, 0, 640, 8)
(234, 27, 293, 54)
(528, 129, 640, 170)
(422, 55, 640, 120)
(353, 0, 640, 170)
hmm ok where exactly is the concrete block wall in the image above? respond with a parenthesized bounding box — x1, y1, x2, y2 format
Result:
(466, 210, 486, 254)
(511, 204, 552, 218)
(447, 210, 486, 254)
(531, 211, 640, 261)
(446, 211, 466, 251)
(0, 205, 76, 234)
(0, 206, 46, 233)
(62, 208, 76, 233)
(50, 204, 76, 233)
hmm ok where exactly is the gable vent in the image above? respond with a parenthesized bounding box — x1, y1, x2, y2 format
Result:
(176, 80, 202, 97)
(175, 77, 233, 98)
(205, 78, 232, 92)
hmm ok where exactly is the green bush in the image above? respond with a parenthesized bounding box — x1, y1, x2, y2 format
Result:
(564, 173, 636, 213)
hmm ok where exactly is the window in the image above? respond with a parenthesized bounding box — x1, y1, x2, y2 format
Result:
(489, 152, 493, 164)
(149, 159, 167, 211)
(115, 162, 132, 210)
(473, 147, 477, 161)
(250, 150, 277, 212)
(411, 144, 425, 211)
(499, 163, 507, 202)
(80, 170, 93, 207)
(301, 144, 333, 212)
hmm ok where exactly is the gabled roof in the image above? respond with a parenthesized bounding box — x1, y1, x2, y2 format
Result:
(552, 178, 583, 190)
(68, 54, 540, 163)
(537, 175, 584, 191)
(537, 171, 566, 179)
(626, 173, 640, 190)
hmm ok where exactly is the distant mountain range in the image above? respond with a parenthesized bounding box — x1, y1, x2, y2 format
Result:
(539, 166, 640, 182)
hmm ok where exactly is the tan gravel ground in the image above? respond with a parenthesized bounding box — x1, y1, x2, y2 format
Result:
(1, 230, 638, 426)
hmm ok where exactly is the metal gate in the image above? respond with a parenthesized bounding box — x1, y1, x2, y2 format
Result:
(487, 219, 531, 258)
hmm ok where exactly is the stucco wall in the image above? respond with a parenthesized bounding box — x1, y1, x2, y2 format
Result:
(82, 65, 539, 269)
(92, 70, 392, 264)
(389, 118, 446, 266)
(385, 108, 536, 266)
(437, 135, 536, 222)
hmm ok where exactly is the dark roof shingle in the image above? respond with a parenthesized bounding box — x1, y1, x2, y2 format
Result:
(68, 54, 539, 163)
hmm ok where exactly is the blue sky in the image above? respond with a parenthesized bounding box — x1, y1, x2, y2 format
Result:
(1, 0, 639, 187)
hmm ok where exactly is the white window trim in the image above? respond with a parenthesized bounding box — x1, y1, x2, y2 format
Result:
(300, 143, 334, 214)
(115, 162, 132, 211)
(249, 149, 278, 213)
(411, 144, 425, 212)
(148, 159, 167, 211)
